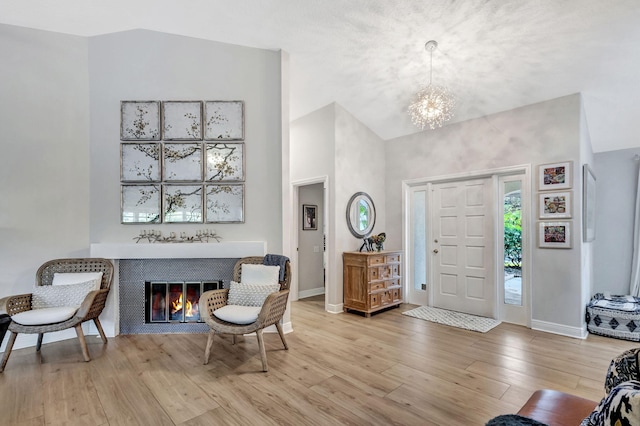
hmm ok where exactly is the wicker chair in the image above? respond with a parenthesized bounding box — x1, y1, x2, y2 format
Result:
(199, 256, 291, 372)
(0, 258, 114, 372)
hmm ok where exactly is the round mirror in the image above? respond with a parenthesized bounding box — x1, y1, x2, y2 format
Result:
(346, 192, 376, 238)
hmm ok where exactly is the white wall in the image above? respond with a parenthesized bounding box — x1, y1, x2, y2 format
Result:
(594, 147, 640, 295)
(290, 103, 385, 312)
(385, 94, 586, 334)
(0, 24, 90, 351)
(88, 30, 284, 251)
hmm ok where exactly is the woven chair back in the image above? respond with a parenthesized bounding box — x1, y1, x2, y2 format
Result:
(36, 258, 115, 290)
(233, 256, 291, 291)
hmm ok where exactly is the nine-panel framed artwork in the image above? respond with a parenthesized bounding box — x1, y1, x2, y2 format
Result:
(120, 100, 245, 224)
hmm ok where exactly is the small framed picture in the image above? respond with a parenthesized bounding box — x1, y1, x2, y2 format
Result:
(162, 101, 203, 140)
(302, 204, 318, 230)
(539, 191, 572, 219)
(538, 221, 572, 249)
(538, 161, 572, 190)
(120, 101, 161, 141)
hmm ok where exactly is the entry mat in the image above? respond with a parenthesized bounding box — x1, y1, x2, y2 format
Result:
(402, 306, 501, 333)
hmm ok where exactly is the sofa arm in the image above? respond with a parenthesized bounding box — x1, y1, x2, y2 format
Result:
(516, 389, 597, 426)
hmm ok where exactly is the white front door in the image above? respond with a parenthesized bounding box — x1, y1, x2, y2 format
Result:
(431, 178, 495, 317)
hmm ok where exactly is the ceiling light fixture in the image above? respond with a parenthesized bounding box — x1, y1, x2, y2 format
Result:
(408, 40, 455, 130)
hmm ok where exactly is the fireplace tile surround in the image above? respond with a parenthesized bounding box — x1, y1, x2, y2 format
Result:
(89, 242, 266, 336)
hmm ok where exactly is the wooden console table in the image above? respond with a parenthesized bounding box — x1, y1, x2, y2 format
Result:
(343, 251, 402, 317)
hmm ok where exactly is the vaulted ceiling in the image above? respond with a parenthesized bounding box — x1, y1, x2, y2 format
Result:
(2, 0, 640, 152)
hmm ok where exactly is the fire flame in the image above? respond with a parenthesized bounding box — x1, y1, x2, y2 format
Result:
(171, 293, 197, 317)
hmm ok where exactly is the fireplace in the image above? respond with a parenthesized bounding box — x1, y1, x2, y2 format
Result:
(145, 280, 222, 323)
(118, 258, 237, 334)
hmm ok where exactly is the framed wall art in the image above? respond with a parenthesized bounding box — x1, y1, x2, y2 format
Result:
(539, 191, 572, 219)
(163, 143, 203, 181)
(302, 204, 318, 230)
(583, 164, 596, 242)
(205, 143, 244, 181)
(538, 221, 572, 249)
(205, 100, 244, 140)
(121, 101, 161, 141)
(121, 143, 161, 182)
(162, 101, 203, 140)
(538, 161, 572, 191)
(163, 185, 203, 223)
(205, 184, 244, 223)
(121, 184, 161, 224)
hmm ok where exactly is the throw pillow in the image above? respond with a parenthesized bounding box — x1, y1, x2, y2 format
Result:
(581, 380, 640, 426)
(605, 348, 640, 394)
(213, 305, 262, 325)
(52, 272, 103, 291)
(485, 414, 547, 426)
(31, 280, 97, 309)
(240, 264, 280, 285)
(12, 306, 79, 326)
(227, 281, 280, 307)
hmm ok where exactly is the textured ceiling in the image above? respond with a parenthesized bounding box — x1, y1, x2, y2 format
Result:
(2, 0, 640, 152)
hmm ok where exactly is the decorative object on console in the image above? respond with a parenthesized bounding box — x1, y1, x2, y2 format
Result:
(133, 228, 221, 243)
(370, 233, 386, 252)
(408, 40, 455, 130)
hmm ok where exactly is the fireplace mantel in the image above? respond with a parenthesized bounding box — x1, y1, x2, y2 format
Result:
(90, 241, 266, 259)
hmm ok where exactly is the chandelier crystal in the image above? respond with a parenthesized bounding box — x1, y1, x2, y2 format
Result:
(408, 40, 455, 130)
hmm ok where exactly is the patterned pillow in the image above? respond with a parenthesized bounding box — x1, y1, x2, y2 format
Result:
(52, 272, 103, 290)
(605, 348, 640, 394)
(227, 281, 280, 307)
(581, 381, 640, 426)
(31, 280, 97, 309)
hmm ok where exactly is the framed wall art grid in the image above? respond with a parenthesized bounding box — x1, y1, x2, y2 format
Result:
(120, 99, 246, 224)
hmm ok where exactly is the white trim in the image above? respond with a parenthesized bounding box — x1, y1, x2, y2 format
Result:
(403, 164, 530, 187)
(326, 303, 344, 314)
(291, 175, 330, 312)
(298, 287, 325, 299)
(90, 242, 266, 259)
(531, 319, 588, 339)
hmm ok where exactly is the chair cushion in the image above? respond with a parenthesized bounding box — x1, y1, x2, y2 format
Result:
(581, 381, 640, 426)
(227, 281, 280, 307)
(11, 306, 78, 326)
(213, 305, 262, 324)
(52, 272, 103, 290)
(32, 280, 97, 309)
(240, 264, 280, 285)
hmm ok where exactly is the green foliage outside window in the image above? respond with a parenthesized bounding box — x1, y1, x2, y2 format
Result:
(504, 194, 522, 268)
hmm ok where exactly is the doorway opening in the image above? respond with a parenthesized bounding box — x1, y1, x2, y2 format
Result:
(404, 166, 530, 325)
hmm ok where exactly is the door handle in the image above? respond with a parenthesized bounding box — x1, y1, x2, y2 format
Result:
(433, 249, 439, 254)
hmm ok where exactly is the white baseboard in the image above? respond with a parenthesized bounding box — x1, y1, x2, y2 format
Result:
(326, 303, 343, 314)
(531, 319, 588, 339)
(298, 287, 325, 299)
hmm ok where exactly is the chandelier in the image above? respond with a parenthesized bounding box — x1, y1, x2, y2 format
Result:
(408, 40, 455, 130)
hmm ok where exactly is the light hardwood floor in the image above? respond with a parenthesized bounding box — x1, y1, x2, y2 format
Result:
(0, 297, 636, 425)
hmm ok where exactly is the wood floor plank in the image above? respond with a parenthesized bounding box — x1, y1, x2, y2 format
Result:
(0, 296, 635, 425)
